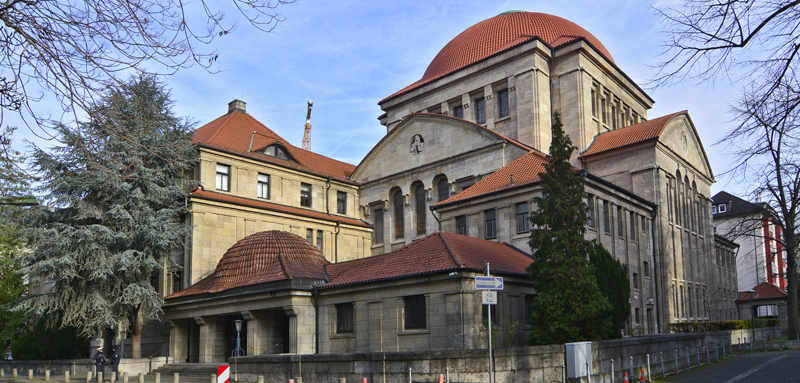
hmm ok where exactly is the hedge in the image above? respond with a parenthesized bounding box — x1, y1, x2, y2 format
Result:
(670, 319, 779, 333)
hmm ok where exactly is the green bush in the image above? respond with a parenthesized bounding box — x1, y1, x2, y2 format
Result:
(11, 320, 89, 360)
(670, 319, 779, 333)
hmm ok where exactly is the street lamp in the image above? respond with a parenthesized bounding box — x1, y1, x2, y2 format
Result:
(233, 319, 242, 383)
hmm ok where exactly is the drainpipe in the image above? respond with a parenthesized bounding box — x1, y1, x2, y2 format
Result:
(312, 286, 320, 354)
(334, 222, 341, 263)
(430, 206, 442, 232)
(325, 176, 332, 214)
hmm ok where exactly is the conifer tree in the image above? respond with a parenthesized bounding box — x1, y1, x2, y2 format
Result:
(527, 113, 611, 344)
(20, 76, 196, 357)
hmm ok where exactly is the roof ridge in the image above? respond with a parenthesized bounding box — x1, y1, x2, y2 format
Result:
(204, 112, 236, 144)
(439, 232, 465, 268)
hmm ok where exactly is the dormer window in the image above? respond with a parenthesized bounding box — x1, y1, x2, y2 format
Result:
(264, 144, 292, 161)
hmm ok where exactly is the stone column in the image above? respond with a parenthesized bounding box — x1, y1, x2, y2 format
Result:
(461, 94, 472, 122)
(243, 311, 263, 356)
(196, 317, 218, 363)
(354, 301, 370, 352)
(284, 305, 315, 354)
(484, 85, 496, 130)
(167, 320, 187, 363)
(440, 101, 451, 116)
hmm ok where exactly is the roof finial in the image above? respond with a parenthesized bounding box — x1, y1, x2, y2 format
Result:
(303, 100, 313, 150)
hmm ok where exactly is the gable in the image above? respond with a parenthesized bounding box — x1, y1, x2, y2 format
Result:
(352, 114, 529, 182)
(658, 114, 714, 181)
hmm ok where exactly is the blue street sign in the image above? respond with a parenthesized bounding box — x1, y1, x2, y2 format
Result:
(475, 276, 504, 290)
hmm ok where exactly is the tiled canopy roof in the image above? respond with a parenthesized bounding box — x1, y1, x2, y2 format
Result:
(193, 110, 356, 180)
(167, 231, 532, 299)
(323, 232, 532, 288)
(581, 111, 686, 158)
(190, 189, 371, 228)
(166, 231, 330, 299)
(737, 282, 787, 302)
(382, 11, 614, 103)
(435, 150, 550, 207)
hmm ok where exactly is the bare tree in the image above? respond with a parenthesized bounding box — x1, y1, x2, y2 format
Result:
(0, 0, 292, 138)
(656, 0, 800, 337)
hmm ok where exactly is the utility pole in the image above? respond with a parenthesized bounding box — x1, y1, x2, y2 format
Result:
(486, 262, 494, 383)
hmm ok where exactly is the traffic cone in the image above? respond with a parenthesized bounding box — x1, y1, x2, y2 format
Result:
(623, 371, 629, 383)
(640, 367, 646, 382)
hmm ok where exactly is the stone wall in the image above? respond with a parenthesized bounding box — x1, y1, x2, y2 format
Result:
(0, 357, 167, 379)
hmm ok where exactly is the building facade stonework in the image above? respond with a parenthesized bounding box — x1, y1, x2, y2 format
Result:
(157, 11, 739, 361)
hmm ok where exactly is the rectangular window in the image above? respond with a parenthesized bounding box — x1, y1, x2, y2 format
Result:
(453, 104, 464, 119)
(712, 205, 717, 214)
(300, 182, 312, 207)
(643, 261, 650, 277)
(601, 93, 608, 124)
(641, 215, 647, 232)
(373, 207, 384, 244)
(306, 228, 314, 244)
(337, 191, 347, 214)
(611, 104, 618, 129)
(336, 303, 354, 334)
(718, 204, 726, 213)
(257, 173, 270, 199)
(603, 200, 610, 235)
(515, 202, 530, 234)
(403, 295, 426, 330)
(481, 304, 497, 324)
(456, 215, 467, 235)
(617, 206, 624, 238)
(633, 272, 639, 289)
(474, 97, 486, 124)
(591, 88, 597, 118)
(497, 89, 509, 118)
(629, 211, 637, 239)
(215, 164, 230, 191)
(586, 194, 595, 228)
(484, 209, 496, 239)
(635, 308, 641, 324)
(317, 229, 324, 251)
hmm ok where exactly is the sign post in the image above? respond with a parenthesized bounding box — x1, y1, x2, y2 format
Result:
(475, 263, 503, 383)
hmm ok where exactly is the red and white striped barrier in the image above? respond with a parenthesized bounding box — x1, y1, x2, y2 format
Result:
(217, 365, 230, 383)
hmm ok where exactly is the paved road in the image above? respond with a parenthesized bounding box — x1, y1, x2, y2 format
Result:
(664, 350, 800, 382)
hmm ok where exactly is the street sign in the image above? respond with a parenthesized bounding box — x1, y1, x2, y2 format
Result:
(475, 276, 504, 290)
(482, 290, 497, 305)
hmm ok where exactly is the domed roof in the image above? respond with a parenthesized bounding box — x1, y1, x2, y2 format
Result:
(167, 230, 329, 298)
(382, 11, 614, 103)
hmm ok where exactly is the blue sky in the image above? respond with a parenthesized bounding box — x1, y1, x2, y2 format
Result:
(12, 0, 747, 196)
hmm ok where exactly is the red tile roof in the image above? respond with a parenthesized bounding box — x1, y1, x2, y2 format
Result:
(382, 12, 614, 103)
(323, 232, 532, 288)
(434, 150, 550, 207)
(166, 231, 329, 299)
(193, 110, 356, 181)
(737, 282, 787, 302)
(581, 111, 686, 158)
(191, 188, 371, 228)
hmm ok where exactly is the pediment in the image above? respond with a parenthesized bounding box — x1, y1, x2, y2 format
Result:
(658, 114, 714, 181)
(352, 114, 517, 182)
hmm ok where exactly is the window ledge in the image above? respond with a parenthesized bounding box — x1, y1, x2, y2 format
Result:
(330, 333, 355, 339)
(371, 243, 385, 249)
(398, 329, 430, 336)
(495, 116, 511, 124)
(391, 239, 406, 245)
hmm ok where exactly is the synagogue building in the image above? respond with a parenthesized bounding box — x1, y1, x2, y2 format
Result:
(154, 11, 739, 362)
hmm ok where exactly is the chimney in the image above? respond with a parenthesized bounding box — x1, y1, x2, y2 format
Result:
(228, 99, 246, 114)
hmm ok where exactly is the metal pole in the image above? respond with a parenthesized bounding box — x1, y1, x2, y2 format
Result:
(408, 367, 411, 383)
(611, 357, 614, 383)
(486, 262, 494, 383)
(629, 355, 633, 378)
(586, 361, 591, 383)
(646, 354, 651, 381)
(660, 352, 665, 377)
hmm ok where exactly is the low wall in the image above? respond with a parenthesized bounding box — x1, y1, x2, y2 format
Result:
(0, 357, 168, 379)
(0, 328, 781, 383)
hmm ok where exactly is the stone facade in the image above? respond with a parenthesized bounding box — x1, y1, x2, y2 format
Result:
(711, 235, 739, 320)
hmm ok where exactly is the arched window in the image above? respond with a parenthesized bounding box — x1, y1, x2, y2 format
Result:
(674, 170, 681, 225)
(684, 176, 690, 225)
(391, 187, 404, 239)
(412, 181, 426, 235)
(435, 175, 449, 202)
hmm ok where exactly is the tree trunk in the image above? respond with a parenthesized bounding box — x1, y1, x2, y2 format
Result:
(131, 310, 143, 358)
(785, 230, 799, 340)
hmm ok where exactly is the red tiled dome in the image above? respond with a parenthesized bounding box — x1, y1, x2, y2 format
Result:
(167, 230, 329, 298)
(382, 11, 613, 103)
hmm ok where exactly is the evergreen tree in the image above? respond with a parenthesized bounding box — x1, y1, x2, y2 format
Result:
(20, 76, 196, 357)
(589, 243, 630, 339)
(527, 113, 611, 344)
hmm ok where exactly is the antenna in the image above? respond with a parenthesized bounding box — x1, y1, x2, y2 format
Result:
(302, 100, 313, 150)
